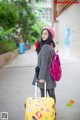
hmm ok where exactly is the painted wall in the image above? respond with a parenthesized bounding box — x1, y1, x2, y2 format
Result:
(54, 4, 80, 57)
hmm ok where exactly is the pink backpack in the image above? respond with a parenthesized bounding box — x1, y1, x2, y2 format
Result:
(48, 48, 62, 81)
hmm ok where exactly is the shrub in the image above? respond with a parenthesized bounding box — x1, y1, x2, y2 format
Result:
(0, 40, 17, 55)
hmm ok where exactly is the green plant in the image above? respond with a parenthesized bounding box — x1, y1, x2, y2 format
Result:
(0, 1, 46, 47)
(13, 0, 37, 43)
(0, 27, 15, 41)
(0, 27, 17, 54)
(0, 40, 17, 54)
(0, 1, 37, 45)
(28, 22, 46, 44)
(0, 2, 18, 29)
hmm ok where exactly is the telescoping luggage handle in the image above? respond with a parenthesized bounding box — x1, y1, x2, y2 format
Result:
(35, 80, 46, 97)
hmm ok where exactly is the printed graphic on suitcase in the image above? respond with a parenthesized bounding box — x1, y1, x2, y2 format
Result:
(25, 97, 56, 120)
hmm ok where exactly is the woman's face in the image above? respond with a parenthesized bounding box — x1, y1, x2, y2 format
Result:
(41, 29, 49, 41)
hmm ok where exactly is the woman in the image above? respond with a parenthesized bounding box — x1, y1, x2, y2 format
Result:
(32, 26, 56, 103)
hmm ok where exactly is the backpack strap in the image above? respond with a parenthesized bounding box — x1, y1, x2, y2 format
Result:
(48, 45, 59, 69)
(49, 45, 55, 51)
(49, 45, 59, 56)
(48, 45, 55, 69)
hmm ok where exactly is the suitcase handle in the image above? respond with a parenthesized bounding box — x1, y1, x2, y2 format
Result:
(35, 80, 46, 97)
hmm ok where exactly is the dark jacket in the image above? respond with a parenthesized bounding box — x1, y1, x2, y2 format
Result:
(32, 44, 56, 89)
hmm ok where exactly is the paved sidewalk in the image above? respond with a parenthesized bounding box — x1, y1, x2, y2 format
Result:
(0, 48, 80, 120)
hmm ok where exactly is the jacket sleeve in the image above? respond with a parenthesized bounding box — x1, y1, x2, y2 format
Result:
(38, 45, 50, 80)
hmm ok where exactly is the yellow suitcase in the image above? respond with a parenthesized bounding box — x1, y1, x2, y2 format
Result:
(25, 81, 56, 120)
(25, 97, 56, 120)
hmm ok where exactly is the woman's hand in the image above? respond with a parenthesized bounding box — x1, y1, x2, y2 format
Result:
(39, 79, 45, 83)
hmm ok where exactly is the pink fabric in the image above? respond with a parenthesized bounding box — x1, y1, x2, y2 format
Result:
(45, 26, 55, 39)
